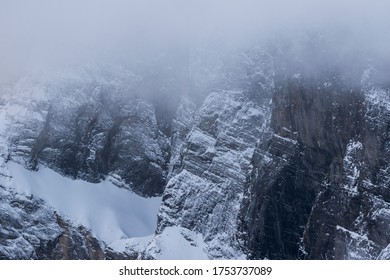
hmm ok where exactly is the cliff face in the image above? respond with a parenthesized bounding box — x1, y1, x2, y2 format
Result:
(239, 74, 390, 259)
(0, 45, 389, 259)
(10, 77, 170, 198)
(144, 90, 270, 259)
(0, 68, 169, 259)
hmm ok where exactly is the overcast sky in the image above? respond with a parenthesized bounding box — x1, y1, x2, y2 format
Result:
(1, 0, 390, 82)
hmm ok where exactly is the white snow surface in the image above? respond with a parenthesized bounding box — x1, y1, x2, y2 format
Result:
(108, 235, 154, 255)
(145, 226, 209, 260)
(342, 140, 363, 195)
(7, 162, 161, 244)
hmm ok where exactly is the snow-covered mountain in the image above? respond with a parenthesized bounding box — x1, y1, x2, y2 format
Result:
(0, 38, 389, 260)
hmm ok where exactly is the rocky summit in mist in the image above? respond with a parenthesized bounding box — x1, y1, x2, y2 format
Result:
(0, 0, 390, 260)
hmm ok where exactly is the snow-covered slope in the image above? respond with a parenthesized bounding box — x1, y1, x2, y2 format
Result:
(7, 162, 161, 244)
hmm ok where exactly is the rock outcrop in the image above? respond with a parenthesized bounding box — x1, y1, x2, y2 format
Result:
(0, 42, 389, 259)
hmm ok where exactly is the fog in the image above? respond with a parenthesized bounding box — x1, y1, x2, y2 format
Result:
(1, 0, 390, 84)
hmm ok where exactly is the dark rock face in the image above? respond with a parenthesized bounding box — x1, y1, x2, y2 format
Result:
(239, 75, 390, 259)
(52, 214, 105, 260)
(10, 83, 171, 197)
(47, 99, 168, 197)
(302, 86, 390, 260)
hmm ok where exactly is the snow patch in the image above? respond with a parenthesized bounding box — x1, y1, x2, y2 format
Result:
(145, 226, 209, 260)
(108, 235, 154, 255)
(343, 140, 363, 195)
(7, 162, 161, 244)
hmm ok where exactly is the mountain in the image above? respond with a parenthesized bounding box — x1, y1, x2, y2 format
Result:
(0, 38, 389, 260)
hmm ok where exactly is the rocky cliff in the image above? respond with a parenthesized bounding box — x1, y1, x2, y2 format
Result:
(0, 42, 389, 259)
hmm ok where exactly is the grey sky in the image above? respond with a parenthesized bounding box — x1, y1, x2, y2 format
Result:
(1, 0, 390, 82)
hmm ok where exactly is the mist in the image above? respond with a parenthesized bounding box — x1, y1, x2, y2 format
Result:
(1, 0, 390, 84)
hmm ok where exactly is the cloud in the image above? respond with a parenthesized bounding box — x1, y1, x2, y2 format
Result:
(1, 0, 390, 83)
